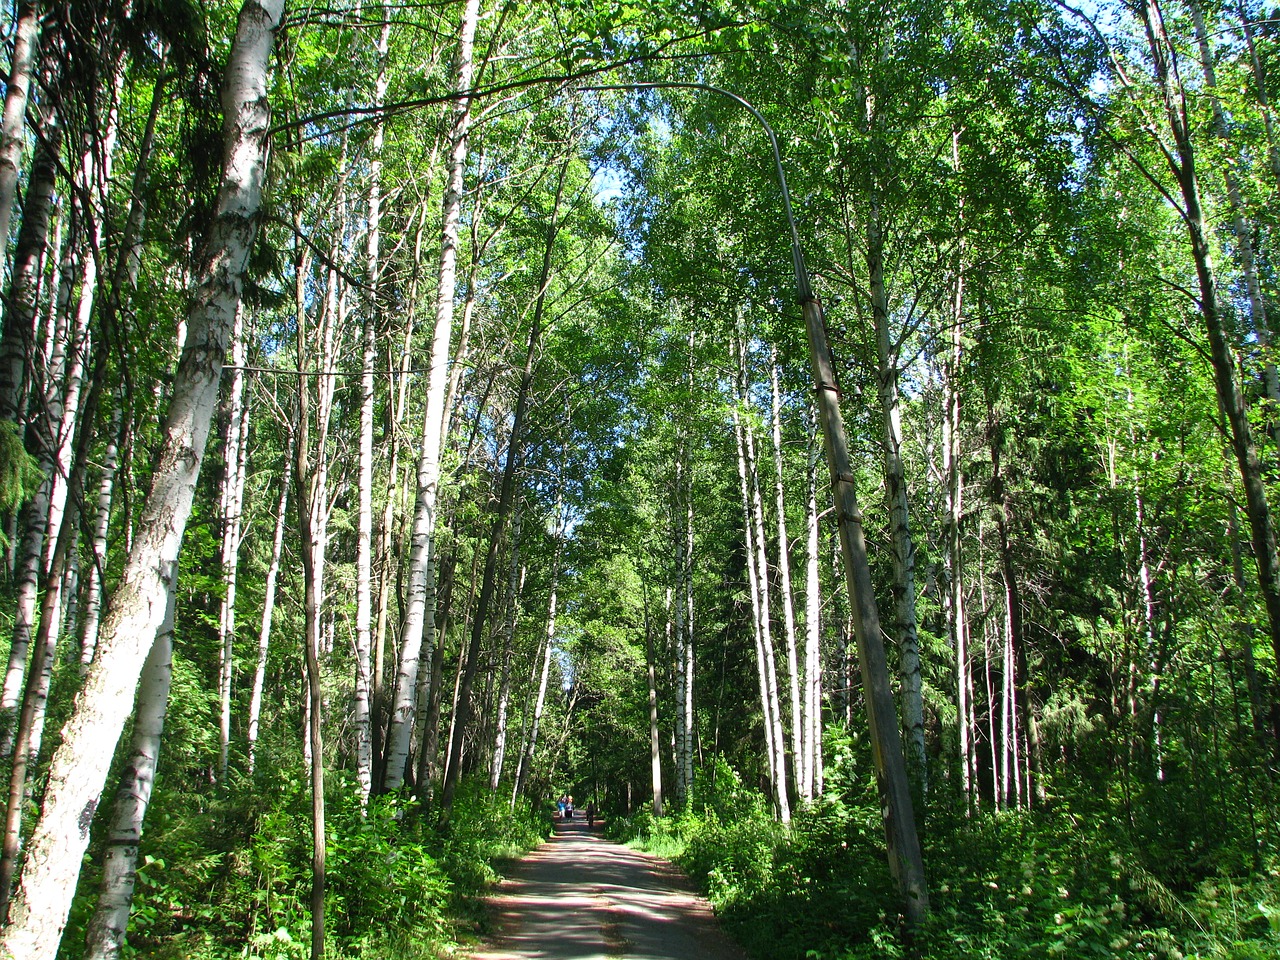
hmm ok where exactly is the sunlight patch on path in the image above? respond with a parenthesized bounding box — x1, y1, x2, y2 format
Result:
(466, 818, 746, 960)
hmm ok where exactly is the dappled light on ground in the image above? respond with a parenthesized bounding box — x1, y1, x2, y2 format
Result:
(467, 819, 747, 960)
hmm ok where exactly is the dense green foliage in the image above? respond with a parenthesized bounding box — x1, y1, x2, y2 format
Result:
(1, 0, 1280, 957)
(615, 747, 1280, 959)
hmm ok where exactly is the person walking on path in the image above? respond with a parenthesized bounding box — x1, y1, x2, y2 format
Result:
(586, 800, 596, 828)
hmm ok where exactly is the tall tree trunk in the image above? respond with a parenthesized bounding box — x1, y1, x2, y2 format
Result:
(217, 308, 249, 781)
(248, 436, 292, 774)
(867, 196, 925, 788)
(800, 273, 927, 921)
(1138, 0, 1280, 734)
(641, 580, 665, 817)
(731, 364, 784, 818)
(1190, 1, 1279, 436)
(381, 0, 481, 792)
(942, 175, 973, 809)
(79, 410, 122, 670)
(513, 503, 563, 805)
(803, 418, 823, 801)
(0, 4, 283, 952)
(355, 5, 391, 808)
(81, 564, 177, 960)
(0, 0, 41, 259)
(988, 415, 1043, 804)
(769, 346, 803, 800)
(737, 333, 791, 823)
(440, 156, 569, 816)
(0, 124, 62, 752)
(490, 519, 524, 791)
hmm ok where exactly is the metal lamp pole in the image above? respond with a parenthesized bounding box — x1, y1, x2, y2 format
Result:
(584, 80, 928, 925)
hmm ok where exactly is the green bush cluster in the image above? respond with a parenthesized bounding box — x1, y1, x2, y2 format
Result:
(614, 759, 1280, 960)
(63, 775, 546, 960)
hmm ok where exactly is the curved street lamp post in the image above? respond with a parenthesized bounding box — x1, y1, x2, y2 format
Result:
(583, 81, 929, 926)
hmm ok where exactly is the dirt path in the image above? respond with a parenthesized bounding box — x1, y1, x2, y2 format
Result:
(466, 818, 749, 960)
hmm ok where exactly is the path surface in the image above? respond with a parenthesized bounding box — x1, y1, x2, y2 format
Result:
(467, 818, 749, 960)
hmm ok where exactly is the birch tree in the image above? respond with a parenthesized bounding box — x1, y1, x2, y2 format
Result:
(0, 2, 283, 951)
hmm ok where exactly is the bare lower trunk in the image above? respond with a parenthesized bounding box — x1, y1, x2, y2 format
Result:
(641, 582, 664, 817)
(803, 421, 822, 801)
(82, 566, 177, 960)
(0, 4, 282, 952)
(867, 198, 925, 787)
(732, 377, 783, 818)
(79, 411, 122, 670)
(217, 308, 249, 781)
(248, 438, 292, 773)
(490, 526, 524, 791)
(770, 346, 803, 800)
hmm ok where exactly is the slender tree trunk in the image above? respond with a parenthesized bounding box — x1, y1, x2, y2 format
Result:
(1190, 2, 1279, 434)
(0, 0, 41, 257)
(0, 5, 283, 951)
(769, 346, 804, 800)
(381, 0, 481, 791)
(79, 411, 122, 671)
(867, 197, 925, 788)
(803, 420, 823, 801)
(490, 521, 524, 792)
(737, 333, 791, 823)
(800, 276, 927, 921)
(248, 436, 292, 773)
(732, 372, 783, 817)
(355, 6, 391, 808)
(441, 156, 569, 816)
(513, 506, 563, 805)
(0, 124, 62, 752)
(641, 581, 664, 817)
(1138, 0, 1280, 732)
(217, 308, 249, 781)
(81, 565, 177, 960)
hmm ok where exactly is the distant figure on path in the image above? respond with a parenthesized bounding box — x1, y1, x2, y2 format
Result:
(557, 794, 567, 818)
(566, 796, 574, 819)
(586, 801, 596, 828)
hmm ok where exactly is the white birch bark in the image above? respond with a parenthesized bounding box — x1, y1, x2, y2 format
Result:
(0, 0, 41, 256)
(0, 4, 283, 952)
(769, 345, 803, 799)
(738, 335, 790, 823)
(247, 436, 292, 774)
(354, 6, 390, 807)
(490, 524, 524, 792)
(81, 565, 177, 960)
(382, 0, 481, 791)
(867, 198, 925, 788)
(731, 375, 785, 820)
(79, 411, 121, 670)
(803, 420, 822, 801)
(672, 473, 689, 805)
(0, 128, 61, 751)
(217, 307, 248, 781)
(42, 63, 125, 577)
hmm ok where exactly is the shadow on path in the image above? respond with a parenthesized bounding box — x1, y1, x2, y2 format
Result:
(466, 818, 748, 960)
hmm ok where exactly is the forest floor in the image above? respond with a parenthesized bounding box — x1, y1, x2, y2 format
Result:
(464, 817, 748, 960)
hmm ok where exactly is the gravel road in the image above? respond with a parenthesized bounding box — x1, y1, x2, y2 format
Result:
(466, 817, 749, 960)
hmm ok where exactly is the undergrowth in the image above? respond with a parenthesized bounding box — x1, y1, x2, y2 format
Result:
(60, 773, 547, 960)
(612, 754, 1280, 960)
